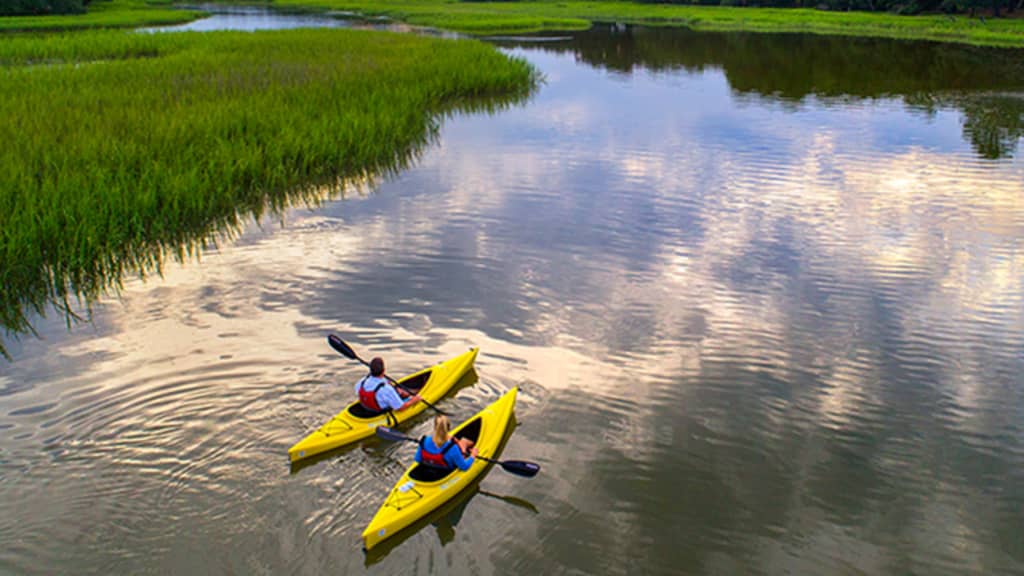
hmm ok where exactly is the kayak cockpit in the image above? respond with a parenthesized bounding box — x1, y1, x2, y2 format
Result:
(408, 418, 482, 482)
(398, 371, 431, 392)
(453, 417, 481, 444)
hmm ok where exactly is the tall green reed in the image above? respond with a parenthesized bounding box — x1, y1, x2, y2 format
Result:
(0, 28, 539, 358)
(0, 0, 203, 32)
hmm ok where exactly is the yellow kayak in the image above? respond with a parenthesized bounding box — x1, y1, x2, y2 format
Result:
(362, 386, 519, 551)
(288, 347, 479, 463)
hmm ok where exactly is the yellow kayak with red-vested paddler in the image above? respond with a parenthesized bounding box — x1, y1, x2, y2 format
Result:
(288, 347, 479, 463)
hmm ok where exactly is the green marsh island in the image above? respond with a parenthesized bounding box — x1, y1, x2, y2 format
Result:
(0, 8, 538, 355)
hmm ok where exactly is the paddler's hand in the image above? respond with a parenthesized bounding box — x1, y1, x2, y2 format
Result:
(470, 447, 478, 458)
(398, 394, 422, 411)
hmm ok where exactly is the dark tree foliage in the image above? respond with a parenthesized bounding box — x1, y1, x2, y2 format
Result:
(959, 95, 1024, 159)
(0, 0, 87, 16)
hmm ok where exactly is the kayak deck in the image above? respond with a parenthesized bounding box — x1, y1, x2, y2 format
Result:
(288, 347, 479, 463)
(362, 386, 519, 551)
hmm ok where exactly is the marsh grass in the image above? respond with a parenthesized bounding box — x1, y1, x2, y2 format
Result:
(0, 0, 204, 32)
(274, 0, 1024, 46)
(0, 29, 538, 357)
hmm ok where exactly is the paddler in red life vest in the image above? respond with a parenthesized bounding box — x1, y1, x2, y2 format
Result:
(355, 357, 421, 414)
(415, 415, 477, 470)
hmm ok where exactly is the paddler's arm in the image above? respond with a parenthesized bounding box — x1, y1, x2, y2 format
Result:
(448, 445, 476, 471)
(397, 393, 421, 411)
(377, 386, 416, 412)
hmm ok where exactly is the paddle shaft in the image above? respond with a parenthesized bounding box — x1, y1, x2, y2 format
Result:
(476, 455, 540, 475)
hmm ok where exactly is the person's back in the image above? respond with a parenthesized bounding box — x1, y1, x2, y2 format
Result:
(415, 415, 476, 471)
(354, 357, 420, 414)
(355, 374, 396, 413)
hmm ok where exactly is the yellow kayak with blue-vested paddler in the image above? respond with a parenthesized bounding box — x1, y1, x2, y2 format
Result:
(362, 386, 519, 550)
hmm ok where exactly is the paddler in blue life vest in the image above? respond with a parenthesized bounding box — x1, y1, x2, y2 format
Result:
(415, 414, 477, 470)
(355, 357, 421, 414)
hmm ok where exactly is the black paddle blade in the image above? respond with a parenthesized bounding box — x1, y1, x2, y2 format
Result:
(327, 334, 358, 360)
(499, 460, 541, 478)
(375, 426, 417, 443)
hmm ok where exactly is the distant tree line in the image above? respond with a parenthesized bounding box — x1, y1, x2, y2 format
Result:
(0, 0, 90, 16)
(515, 25, 1024, 158)
(640, 0, 1022, 16)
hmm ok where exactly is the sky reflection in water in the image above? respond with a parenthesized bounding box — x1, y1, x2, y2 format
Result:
(1, 22, 1023, 575)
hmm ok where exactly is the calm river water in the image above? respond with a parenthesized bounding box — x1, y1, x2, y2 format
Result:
(2, 8, 1023, 575)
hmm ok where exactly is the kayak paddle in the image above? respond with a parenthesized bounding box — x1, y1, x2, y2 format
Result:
(375, 426, 541, 478)
(328, 334, 447, 415)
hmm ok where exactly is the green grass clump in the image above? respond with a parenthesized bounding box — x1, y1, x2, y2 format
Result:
(274, 0, 1024, 47)
(0, 0, 204, 32)
(0, 28, 192, 64)
(0, 29, 538, 354)
(275, 0, 595, 35)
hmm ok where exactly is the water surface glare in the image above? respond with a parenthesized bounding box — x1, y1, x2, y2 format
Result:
(151, 4, 394, 32)
(2, 15, 1024, 576)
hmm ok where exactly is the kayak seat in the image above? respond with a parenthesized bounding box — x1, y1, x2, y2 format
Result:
(347, 403, 387, 419)
(409, 464, 456, 482)
(407, 418, 483, 482)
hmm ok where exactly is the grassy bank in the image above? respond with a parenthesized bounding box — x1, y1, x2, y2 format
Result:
(274, 0, 1024, 47)
(0, 29, 538, 353)
(0, 0, 202, 32)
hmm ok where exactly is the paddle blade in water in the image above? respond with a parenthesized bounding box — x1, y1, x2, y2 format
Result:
(328, 334, 358, 360)
(500, 460, 541, 478)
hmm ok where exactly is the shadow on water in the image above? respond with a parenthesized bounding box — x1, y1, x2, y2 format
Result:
(363, 413, 525, 566)
(495, 25, 1024, 160)
(289, 368, 481, 475)
(476, 488, 540, 515)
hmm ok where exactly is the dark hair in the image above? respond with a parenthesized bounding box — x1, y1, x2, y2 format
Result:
(370, 357, 385, 377)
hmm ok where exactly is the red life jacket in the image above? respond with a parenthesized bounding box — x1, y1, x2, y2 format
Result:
(358, 377, 387, 413)
(418, 437, 458, 469)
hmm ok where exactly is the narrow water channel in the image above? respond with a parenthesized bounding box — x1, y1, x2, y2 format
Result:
(1, 8, 1023, 575)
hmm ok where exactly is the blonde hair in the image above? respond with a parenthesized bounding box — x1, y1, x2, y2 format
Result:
(432, 415, 451, 446)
